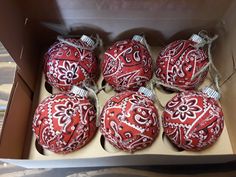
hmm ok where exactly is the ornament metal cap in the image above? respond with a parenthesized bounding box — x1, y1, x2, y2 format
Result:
(132, 35, 144, 45)
(138, 87, 155, 100)
(71, 85, 88, 98)
(80, 35, 95, 47)
(202, 87, 220, 100)
(189, 34, 205, 44)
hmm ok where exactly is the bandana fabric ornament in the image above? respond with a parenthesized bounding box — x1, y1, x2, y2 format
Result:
(44, 35, 98, 91)
(32, 86, 97, 154)
(100, 87, 159, 152)
(162, 87, 224, 151)
(156, 34, 209, 90)
(102, 35, 153, 92)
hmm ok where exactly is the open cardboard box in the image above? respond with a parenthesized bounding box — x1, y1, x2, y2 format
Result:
(0, 0, 236, 168)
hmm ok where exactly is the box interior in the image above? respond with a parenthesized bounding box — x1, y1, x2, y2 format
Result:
(0, 0, 236, 160)
(27, 48, 233, 160)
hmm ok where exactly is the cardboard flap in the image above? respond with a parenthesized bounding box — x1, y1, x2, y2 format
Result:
(0, 1, 41, 91)
(0, 70, 33, 158)
(0, 1, 25, 67)
(221, 72, 236, 154)
(214, 0, 236, 83)
(23, 0, 232, 40)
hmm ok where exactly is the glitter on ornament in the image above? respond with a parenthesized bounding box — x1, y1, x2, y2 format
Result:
(44, 35, 98, 91)
(162, 87, 224, 151)
(100, 87, 159, 152)
(156, 34, 209, 90)
(102, 35, 153, 92)
(32, 86, 97, 153)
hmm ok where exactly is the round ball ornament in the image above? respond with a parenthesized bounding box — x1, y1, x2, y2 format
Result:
(162, 87, 224, 151)
(102, 35, 153, 92)
(44, 35, 98, 91)
(32, 86, 97, 153)
(100, 87, 159, 152)
(156, 34, 209, 90)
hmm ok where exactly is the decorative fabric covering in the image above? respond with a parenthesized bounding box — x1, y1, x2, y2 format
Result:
(32, 92, 97, 153)
(44, 38, 97, 91)
(156, 40, 208, 90)
(100, 91, 159, 152)
(162, 91, 224, 151)
(102, 39, 152, 91)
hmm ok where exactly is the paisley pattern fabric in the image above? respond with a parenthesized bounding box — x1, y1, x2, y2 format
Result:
(162, 91, 224, 151)
(32, 93, 97, 154)
(102, 40, 153, 91)
(44, 38, 97, 91)
(156, 40, 208, 90)
(100, 91, 159, 152)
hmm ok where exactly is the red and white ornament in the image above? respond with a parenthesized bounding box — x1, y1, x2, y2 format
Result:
(32, 86, 97, 153)
(162, 87, 224, 151)
(100, 87, 159, 152)
(156, 34, 208, 90)
(102, 35, 153, 92)
(44, 35, 98, 91)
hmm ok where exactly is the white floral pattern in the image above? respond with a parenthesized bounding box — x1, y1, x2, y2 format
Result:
(58, 61, 79, 84)
(167, 98, 202, 122)
(169, 98, 201, 122)
(53, 101, 78, 126)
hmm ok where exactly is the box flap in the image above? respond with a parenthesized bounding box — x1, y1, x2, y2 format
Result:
(0, 1, 25, 67)
(23, 0, 232, 42)
(0, 1, 40, 91)
(221, 72, 236, 154)
(0, 71, 33, 158)
(214, 0, 236, 83)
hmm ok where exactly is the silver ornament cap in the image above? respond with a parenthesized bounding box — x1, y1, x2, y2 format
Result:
(138, 87, 155, 101)
(80, 35, 95, 47)
(189, 34, 206, 44)
(132, 35, 145, 45)
(202, 87, 220, 100)
(71, 85, 88, 98)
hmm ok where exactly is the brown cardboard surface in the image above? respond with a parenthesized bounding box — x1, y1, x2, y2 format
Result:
(0, 71, 32, 158)
(23, 0, 232, 40)
(0, 1, 39, 91)
(221, 72, 236, 153)
(213, 0, 236, 84)
(223, 0, 236, 68)
(0, 1, 24, 67)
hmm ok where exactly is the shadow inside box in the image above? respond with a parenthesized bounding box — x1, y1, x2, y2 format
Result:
(69, 25, 111, 46)
(166, 26, 217, 44)
(113, 27, 166, 47)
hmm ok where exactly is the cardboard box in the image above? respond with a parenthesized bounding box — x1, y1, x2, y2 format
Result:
(0, 0, 236, 168)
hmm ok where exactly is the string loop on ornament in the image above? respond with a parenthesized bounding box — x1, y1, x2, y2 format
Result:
(82, 81, 101, 127)
(142, 35, 152, 55)
(154, 77, 186, 92)
(190, 31, 221, 93)
(57, 34, 102, 51)
(142, 35, 166, 109)
(96, 83, 113, 94)
(147, 77, 165, 110)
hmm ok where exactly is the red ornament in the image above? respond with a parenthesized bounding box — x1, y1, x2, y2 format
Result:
(44, 35, 98, 91)
(156, 34, 208, 90)
(162, 88, 224, 151)
(32, 86, 97, 153)
(100, 87, 159, 152)
(102, 35, 153, 92)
